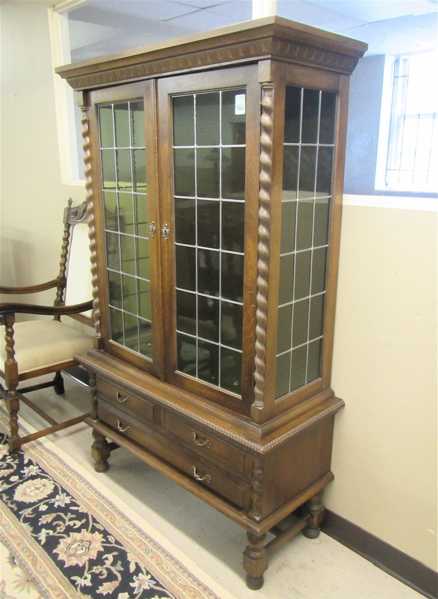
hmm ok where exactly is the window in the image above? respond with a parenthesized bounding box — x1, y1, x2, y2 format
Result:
(376, 51, 438, 193)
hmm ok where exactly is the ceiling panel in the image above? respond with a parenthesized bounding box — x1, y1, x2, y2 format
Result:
(306, 0, 438, 23)
(70, 0, 195, 23)
(277, 0, 364, 32)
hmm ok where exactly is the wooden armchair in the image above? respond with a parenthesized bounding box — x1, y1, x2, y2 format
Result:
(0, 199, 96, 451)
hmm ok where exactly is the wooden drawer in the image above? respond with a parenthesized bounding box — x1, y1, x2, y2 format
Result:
(97, 401, 248, 509)
(163, 410, 247, 476)
(97, 377, 154, 424)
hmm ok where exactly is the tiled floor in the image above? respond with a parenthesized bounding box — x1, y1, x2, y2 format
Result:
(4, 375, 424, 599)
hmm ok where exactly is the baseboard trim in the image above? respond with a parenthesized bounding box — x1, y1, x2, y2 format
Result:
(322, 510, 437, 599)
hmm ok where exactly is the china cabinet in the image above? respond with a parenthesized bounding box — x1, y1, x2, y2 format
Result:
(57, 16, 366, 589)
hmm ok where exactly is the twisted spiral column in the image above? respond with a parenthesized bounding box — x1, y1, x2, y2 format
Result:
(54, 198, 73, 317)
(253, 86, 274, 412)
(80, 104, 102, 340)
(4, 313, 19, 450)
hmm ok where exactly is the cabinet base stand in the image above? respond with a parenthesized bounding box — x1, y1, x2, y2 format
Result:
(88, 425, 328, 590)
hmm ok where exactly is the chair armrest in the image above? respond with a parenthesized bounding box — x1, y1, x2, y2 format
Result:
(0, 278, 61, 294)
(0, 300, 93, 318)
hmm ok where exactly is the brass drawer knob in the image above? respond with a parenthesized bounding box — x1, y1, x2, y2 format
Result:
(117, 419, 130, 433)
(192, 431, 211, 448)
(192, 466, 211, 484)
(116, 392, 129, 404)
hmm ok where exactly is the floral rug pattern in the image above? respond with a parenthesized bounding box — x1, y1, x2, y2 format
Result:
(0, 424, 219, 599)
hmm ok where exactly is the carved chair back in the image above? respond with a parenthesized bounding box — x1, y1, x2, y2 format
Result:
(54, 199, 88, 318)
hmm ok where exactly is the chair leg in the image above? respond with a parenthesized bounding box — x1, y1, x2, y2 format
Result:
(7, 392, 20, 452)
(53, 372, 65, 396)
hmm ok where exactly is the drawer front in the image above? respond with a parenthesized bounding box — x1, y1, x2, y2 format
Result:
(97, 377, 154, 424)
(164, 411, 246, 475)
(97, 401, 248, 509)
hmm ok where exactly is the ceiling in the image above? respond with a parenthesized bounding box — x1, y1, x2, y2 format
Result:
(66, 0, 438, 60)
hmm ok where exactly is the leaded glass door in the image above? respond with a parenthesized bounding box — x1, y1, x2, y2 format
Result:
(91, 81, 164, 377)
(158, 67, 259, 410)
(275, 84, 337, 400)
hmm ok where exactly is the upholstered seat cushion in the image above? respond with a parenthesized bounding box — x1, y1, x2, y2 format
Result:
(0, 319, 96, 374)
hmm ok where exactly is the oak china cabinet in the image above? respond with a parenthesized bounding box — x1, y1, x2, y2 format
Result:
(57, 17, 366, 589)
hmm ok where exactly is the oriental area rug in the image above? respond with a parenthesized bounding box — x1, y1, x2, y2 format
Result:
(0, 412, 219, 599)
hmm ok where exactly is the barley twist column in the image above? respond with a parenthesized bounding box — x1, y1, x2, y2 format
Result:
(253, 85, 274, 412)
(54, 198, 73, 318)
(80, 101, 102, 343)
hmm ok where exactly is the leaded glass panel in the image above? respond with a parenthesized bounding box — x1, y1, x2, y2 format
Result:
(97, 100, 153, 360)
(172, 89, 246, 396)
(275, 87, 336, 398)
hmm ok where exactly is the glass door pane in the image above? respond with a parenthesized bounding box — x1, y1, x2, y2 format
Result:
(97, 98, 153, 360)
(275, 86, 336, 398)
(172, 88, 246, 396)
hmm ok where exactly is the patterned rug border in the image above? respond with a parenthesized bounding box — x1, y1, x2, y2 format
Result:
(0, 408, 223, 599)
(0, 507, 78, 599)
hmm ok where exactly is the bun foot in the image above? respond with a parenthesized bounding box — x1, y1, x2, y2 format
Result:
(246, 575, 264, 590)
(302, 526, 320, 539)
(94, 461, 109, 473)
(91, 430, 111, 473)
(303, 492, 324, 540)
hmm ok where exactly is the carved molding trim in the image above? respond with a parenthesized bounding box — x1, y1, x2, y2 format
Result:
(59, 36, 359, 91)
(253, 85, 274, 413)
(248, 458, 265, 522)
(80, 105, 102, 339)
(62, 38, 273, 90)
(80, 357, 342, 454)
(272, 38, 357, 73)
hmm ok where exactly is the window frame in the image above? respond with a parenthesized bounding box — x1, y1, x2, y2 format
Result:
(375, 52, 438, 195)
(48, 5, 86, 187)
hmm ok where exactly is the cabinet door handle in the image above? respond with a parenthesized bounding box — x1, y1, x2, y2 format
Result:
(117, 419, 130, 433)
(116, 392, 128, 404)
(148, 221, 156, 238)
(192, 431, 211, 448)
(192, 466, 211, 484)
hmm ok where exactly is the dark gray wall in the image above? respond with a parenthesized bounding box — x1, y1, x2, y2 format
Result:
(344, 54, 386, 195)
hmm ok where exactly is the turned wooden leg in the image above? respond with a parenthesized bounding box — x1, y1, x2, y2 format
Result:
(4, 314, 20, 452)
(91, 429, 111, 472)
(53, 372, 65, 396)
(7, 393, 20, 453)
(303, 492, 324, 539)
(243, 531, 268, 590)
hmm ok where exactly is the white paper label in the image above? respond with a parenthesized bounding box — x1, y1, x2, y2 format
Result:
(235, 94, 246, 116)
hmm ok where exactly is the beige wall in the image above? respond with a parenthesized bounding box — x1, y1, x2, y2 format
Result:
(0, 2, 85, 307)
(327, 202, 437, 571)
(1, 1, 437, 573)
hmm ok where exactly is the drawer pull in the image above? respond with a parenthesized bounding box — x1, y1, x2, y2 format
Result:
(116, 392, 129, 404)
(117, 419, 130, 433)
(192, 431, 211, 448)
(192, 466, 211, 484)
